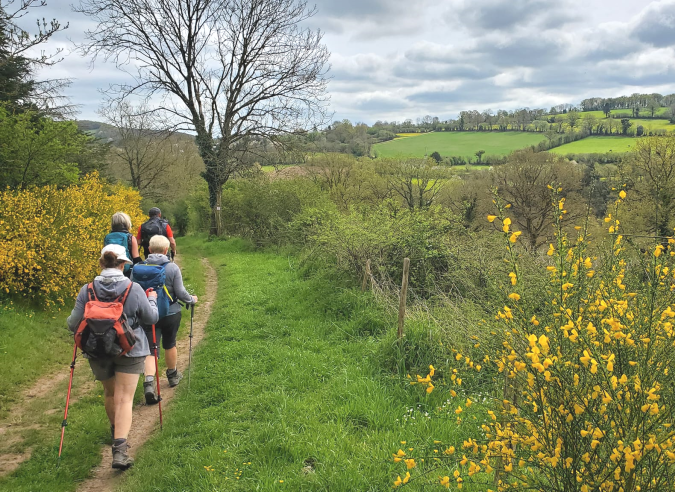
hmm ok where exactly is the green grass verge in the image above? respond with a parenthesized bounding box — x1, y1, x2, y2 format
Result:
(117, 239, 481, 491)
(549, 136, 637, 154)
(0, 238, 204, 491)
(0, 304, 72, 418)
(372, 131, 546, 159)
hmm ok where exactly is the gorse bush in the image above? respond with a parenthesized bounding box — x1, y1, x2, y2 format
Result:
(395, 190, 675, 491)
(0, 173, 144, 306)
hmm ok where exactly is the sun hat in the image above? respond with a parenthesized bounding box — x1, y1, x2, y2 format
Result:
(101, 244, 132, 264)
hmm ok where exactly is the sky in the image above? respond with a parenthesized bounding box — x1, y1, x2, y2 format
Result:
(19, 0, 675, 124)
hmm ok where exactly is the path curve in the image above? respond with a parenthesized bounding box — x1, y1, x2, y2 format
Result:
(77, 257, 217, 492)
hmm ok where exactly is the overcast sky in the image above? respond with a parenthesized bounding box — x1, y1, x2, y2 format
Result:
(22, 0, 675, 124)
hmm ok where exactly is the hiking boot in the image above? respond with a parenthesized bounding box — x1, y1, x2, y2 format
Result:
(112, 439, 133, 470)
(167, 368, 183, 388)
(144, 376, 159, 405)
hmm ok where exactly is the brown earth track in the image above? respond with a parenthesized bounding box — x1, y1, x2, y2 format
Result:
(77, 257, 216, 492)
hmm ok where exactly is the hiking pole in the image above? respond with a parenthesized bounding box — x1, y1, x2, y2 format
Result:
(58, 344, 78, 459)
(151, 323, 164, 431)
(188, 303, 194, 393)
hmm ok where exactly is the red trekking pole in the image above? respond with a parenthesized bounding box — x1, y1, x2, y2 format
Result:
(58, 344, 78, 458)
(151, 323, 163, 430)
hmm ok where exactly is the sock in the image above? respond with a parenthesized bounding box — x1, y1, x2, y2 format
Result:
(167, 368, 177, 375)
(145, 375, 154, 383)
(113, 438, 127, 447)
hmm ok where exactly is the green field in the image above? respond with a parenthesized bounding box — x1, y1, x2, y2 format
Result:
(372, 131, 545, 159)
(629, 119, 674, 132)
(550, 136, 637, 155)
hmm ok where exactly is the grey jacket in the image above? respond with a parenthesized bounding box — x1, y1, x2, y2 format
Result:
(134, 254, 193, 316)
(67, 268, 158, 357)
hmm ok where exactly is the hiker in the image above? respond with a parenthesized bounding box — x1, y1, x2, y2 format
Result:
(104, 212, 142, 278)
(137, 207, 176, 259)
(133, 234, 197, 404)
(66, 244, 158, 470)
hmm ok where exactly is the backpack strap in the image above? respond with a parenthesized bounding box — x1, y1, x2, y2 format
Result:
(117, 282, 133, 305)
(86, 282, 98, 302)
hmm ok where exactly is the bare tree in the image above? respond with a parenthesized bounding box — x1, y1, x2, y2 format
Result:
(491, 150, 585, 251)
(1, 0, 67, 65)
(75, 0, 330, 234)
(1, 0, 72, 116)
(381, 158, 445, 210)
(99, 101, 175, 197)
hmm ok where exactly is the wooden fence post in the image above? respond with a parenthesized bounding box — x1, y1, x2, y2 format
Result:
(397, 258, 410, 339)
(362, 259, 371, 292)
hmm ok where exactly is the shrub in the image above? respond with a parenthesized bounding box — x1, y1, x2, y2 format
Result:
(0, 173, 144, 306)
(220, 176, 326, 246)
(395, 190, 675, 491)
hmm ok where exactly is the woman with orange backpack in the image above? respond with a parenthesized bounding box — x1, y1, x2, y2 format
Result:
(66, 244, 158, 470)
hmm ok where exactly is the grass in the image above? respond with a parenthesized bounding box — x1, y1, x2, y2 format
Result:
(629, 119, 674, 132)
(549, 136, 637, 154)
(115, 237, 481, 491)
(372, 131, 546, 159)
(0, 242, 205, 492)
(1, 237, 481, 490)
(0, 304, 72, 419)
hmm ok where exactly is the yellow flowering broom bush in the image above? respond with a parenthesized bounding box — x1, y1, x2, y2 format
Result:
(0, 173, 144, 306)
(396, 188, 675, 491)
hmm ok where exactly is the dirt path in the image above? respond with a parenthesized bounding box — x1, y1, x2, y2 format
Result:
(77, 257, 216, 492)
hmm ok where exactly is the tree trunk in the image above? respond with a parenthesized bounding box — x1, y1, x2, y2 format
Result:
(207, 179, 223, 237)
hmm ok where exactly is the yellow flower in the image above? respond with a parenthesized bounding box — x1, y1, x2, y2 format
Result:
(404, 458, 416, 469)
(508, 293, 521, 301)
(619, 190, 627, 199)
(547, 244, 555, 256)
(440, 476, 451, 488)
(509, 231, 521, 243)
(655, 245, 664, 258)
(487, 215, 497, 223)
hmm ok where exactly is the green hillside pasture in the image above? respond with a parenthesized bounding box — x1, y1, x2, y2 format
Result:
(372, 132, 546, 159)
(629, 119, 674, 132)
(550, 136, 637, 155)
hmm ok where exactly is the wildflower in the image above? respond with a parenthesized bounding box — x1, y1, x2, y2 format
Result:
(404, 458, 416, 469)
(547, 244, 555, 256)
(619, 190, 627, 199)
(440, 476, 451, 488)
(509, 272, 517, 285)
(509, 231, 521, 243)
(487, 215, 497, 223)
(508, 293, 521, 301)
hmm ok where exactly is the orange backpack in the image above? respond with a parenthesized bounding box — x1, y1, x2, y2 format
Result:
(74, 282, 136, 357)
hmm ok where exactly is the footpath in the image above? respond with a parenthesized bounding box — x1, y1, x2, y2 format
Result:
(1, 237, 458, 491)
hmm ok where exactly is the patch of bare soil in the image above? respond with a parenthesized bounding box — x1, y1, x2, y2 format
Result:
(77, 258, 217, 492)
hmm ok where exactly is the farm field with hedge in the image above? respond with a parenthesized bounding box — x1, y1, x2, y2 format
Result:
(372, 131, 546, 158)
(549, 135, 637, 154)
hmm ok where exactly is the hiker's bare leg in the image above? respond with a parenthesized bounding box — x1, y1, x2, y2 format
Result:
(113, 372, 140, 439)
(144, 356, 156, 377)
(165, 347, 177, 370)
(101, 377, 116, 425)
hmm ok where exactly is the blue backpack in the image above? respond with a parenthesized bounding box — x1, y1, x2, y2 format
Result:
(104, 231, 133, 275)
(131, 263, 173, 319)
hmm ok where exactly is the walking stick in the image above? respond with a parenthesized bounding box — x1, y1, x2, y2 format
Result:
(58, 344, 78, 459)
(151, 324, 163, 430)
(188, 303, 194, 393)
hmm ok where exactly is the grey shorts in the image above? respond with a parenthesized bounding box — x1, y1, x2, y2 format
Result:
(88, 356, 146, 381)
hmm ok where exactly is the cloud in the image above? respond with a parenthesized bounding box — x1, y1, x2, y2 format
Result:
(632, 0, 675, 47)
(447, 0, 581, 32)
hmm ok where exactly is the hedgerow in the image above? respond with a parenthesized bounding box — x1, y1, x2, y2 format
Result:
(0, 173, 144, 306)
